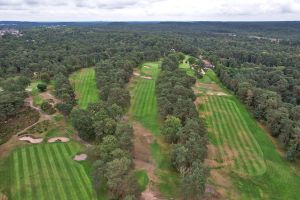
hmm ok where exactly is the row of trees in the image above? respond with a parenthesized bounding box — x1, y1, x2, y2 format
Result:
(156, 53, 208, 199)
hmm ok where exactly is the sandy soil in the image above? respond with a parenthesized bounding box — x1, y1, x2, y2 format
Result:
(0, 135, 23, 158)
(144, 66, 151, 69)
(132, 122, 162, 200)
(19, 135, 43, 144)
(141, 76, 152, 80)
(73, 153, 87, 161)
(48, 137, 70, 143)
(134, 72, 141, 76)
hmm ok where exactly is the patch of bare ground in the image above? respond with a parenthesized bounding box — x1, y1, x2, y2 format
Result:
(0, 193, 8, 200)
(203, 144, 241, 200)
(40, 91, 61, 105)
(0, 107, 40, 144)
(144, 66, 151, 69)
(0, 135, 24, 159)
(132, 122, 162, 200)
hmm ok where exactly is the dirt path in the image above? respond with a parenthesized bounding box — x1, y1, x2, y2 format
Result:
(15, 96, 52, 136)
(132, 122, 162, 200)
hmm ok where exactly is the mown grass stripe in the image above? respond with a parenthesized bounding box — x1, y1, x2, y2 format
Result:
(32, 146, 55, 200)
(13, 151, 21, 200)
(224, 100, 262, 174)
(215, 96, 256, 174)
(43, 145, 69, 200)
(26, 147, 39, 200)
(21, 148, 33, 200)
(206, 96, 228, 164)
(57, 144, 92, 199)
(210, 96, 247, 173)
(49, 144, 80, 200)
(37, 146, 61, 200)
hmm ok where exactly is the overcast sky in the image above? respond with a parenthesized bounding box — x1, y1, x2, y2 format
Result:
(0, 0, 300, 21)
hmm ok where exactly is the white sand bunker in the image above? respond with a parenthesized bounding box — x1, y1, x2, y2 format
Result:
(133, 72, 140, 76)
(19, 136, 43, 144)
(48, 137, 70, 143)
(73, 153, 87, 161)
(206, 91, 229, 96)
(141, 76, 152, 80)
(144, 66, 151, 69)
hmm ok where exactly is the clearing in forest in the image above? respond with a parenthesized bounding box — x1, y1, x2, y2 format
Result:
(2, 142, 94, 200)
(129, 62, 180, 199)
(69, 67, 99, 109)
(191, 68, 300, 199)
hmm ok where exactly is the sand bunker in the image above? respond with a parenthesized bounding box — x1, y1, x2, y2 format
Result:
(141, 76, 152, 80)
(48, 137, 70, 143)
(19, 136, 43, 144)
(133, 72, 140, 76)
(206, 91, 228, 96)
(73, 153, 87, 161)
(144, 66, 151, 69)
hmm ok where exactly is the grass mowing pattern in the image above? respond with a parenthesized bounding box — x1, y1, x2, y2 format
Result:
(69, 67, 99, 109)
(9, 142, 93, 200)
(131, 62, 160, 135)
(204, 95, 266, 176)
(130, 62, 180, 198)
(198, 70, 300, 199)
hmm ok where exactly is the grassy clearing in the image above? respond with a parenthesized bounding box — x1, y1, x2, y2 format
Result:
(69, 68, 99, 109)
(130, 62, 180, 198)
(196, 70, 300, 199)
(0, 141, 94, 200)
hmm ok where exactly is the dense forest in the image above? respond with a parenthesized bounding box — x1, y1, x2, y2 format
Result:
(0, 22, 300, 199)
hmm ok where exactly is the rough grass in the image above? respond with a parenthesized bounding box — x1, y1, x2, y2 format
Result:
(198, 70, 300, 199)
(69, 68, 99, 109)
(135, 170, 149, 191)
(130, 62, 180, 198)
(1, 142, 94, 200)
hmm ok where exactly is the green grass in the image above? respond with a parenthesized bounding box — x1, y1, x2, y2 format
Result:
(130, 62, 180, 198)
(1, 141, 95, 200)
(69, 68, 99, 109)
(198, 71, 300, 199)
(179, 55, 195, 77)
(131, 62, 160, 135)
(28, 80, 44, 106)
(135, 170, 149, 191)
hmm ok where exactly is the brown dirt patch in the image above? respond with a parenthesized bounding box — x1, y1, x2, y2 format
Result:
(40, 91, 61, 105)
(0, 193, 8, 200)
(0, 107, 40, 144)
(132, 122, 162, 198)
(48, 137, 70, 143)
(73, 153, 87, 161)
(18, 135, 43, 144)
(0, 135, 24, 159)
(134, 72, 141, 76)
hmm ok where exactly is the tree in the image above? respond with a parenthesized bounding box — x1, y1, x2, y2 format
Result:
(55, 102, 73, 115)
(161, 115, 182, 143)
(40, 72, 51, 83)
(70, 109, 95, 141)
(37, 83, 47, 92)
(41, 101, 55, 114)
(181, 163, 208, 200)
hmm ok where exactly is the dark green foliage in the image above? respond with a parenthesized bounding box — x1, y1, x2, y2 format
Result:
(37, 83, 47, 92)
(156, 54, 208, 198)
